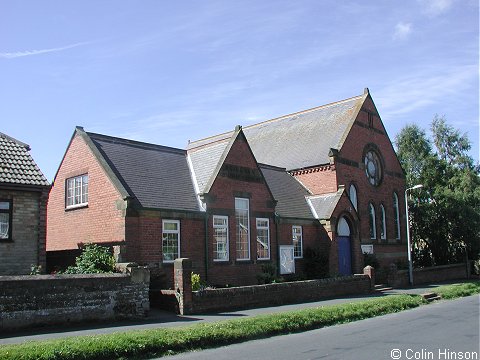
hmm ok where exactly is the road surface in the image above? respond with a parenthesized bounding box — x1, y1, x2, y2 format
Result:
(164, 295, 479, 360)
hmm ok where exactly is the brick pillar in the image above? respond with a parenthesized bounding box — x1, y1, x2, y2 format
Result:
(363, 265, 375, 290)
(174, 258, 193, 315)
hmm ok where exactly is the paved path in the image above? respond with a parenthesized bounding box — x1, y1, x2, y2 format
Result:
(0, 280, 473, 345)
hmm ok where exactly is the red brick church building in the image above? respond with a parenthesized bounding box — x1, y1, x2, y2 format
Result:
(47, 89, 407, 286)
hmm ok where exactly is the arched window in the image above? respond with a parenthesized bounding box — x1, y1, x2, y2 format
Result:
(393, 192, 400, 240)
(369, 203, 376, 239)
(349, 184, 358, 211)
(380, 204, 386, 240)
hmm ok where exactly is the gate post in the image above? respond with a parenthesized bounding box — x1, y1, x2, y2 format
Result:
(174, 258, 193, 315)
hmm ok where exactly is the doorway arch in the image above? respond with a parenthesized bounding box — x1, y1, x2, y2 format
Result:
(337, 216, 352, 275)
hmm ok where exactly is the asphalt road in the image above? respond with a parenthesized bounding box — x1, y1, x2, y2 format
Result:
(164, 295, 480, 360)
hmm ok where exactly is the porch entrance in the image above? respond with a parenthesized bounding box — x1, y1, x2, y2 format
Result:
(337, 217, 352, 275)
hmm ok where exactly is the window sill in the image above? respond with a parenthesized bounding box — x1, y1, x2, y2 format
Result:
(257, 258, 271, 261)
(65, 203, 88, 212)
(0, 238, 13, 243)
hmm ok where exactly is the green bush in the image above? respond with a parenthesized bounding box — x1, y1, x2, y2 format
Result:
(64, 244, 115, 274)
(304, 247, 329, 279)
(256, 263, 278, 284)
(363, 253, 380, 269)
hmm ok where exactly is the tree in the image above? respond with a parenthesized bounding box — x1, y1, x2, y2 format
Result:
(396, 118, 480, 267)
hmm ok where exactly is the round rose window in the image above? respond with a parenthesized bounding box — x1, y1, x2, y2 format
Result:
(364, 150, 382, 186)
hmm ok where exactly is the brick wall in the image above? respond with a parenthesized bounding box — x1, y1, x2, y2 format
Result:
(292, 165, 338, 195)
(164, 258, 373, 315)
(387, 263, 470, 288)
(0, 188, 48, 275)
(0, 266, 150, 331)
(47, 133, 126, 251)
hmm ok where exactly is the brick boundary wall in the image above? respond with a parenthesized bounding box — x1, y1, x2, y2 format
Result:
(387, 263, 470, 288)
(159, 259, 374, 315)
(0, 265, 150, 332)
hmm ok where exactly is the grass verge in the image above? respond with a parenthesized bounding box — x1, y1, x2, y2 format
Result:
(0, 294, 424, 360)
(434, 281, 480, 299)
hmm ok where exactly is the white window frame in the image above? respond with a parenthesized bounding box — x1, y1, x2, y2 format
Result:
(235, 198, 250, 260)
(256, 218, 270, 260)
(369, 203, 377, 239)
(0, 200, 12, 240)
(393, 192, 401, 240)
(292, 225, 303, 259)
(380, 204, 387, 240)
(66, 174, 88, 209)
(349, 184, 358, 211)
(162, 219, 180, 263)
(213, 215, 229, 262)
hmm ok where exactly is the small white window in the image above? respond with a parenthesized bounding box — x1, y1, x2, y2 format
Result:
(393, 192, 401, 240)
(369, 203, 377, 239)
(349, 184, 358, 211)
(235, 198, 250, 260)
(213, 215, 229, 261)
(162, 220, 180, 262)
(66, 174, 88, 208)
(292, 225, 303, 258)
(256, 218, 270, 260)
(380, 204, 387, 240)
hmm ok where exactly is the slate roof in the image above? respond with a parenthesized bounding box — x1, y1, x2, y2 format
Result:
(259, 164, 314, 219)
(188, 92, 367, 171)
(0, 132, 49, 187)
(187, 136, 231, 195)
(85, 131, 199, 212)
(306, 188, 344, 220)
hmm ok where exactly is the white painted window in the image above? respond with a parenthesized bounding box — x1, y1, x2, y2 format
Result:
(256, 218, 270, 260)
(369, 203, 377, 239)
(213, 215, 229, 261)
(162, 220, 180, 262)
(349, 184, 358, 211)
(0, 200, 12, 240)
(66, 174, 88, 208)
(235, 198, 250, 260)
(393, 192, 401, 240)
(292, 225, 303, 258)
(380, 204, 387, 240)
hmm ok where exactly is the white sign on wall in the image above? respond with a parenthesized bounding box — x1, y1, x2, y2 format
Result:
(361, 245, 374, 254)
(279, 245, 295, 275)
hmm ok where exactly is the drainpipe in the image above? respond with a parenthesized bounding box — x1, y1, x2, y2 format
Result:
(204, 212, 209, 282)
(275, 212, 280, 277)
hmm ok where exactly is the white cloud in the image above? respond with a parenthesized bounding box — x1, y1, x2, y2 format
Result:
(376, 64, 477, 119)
(0, 41, 90, 59)
(418, 0, 455, 16)
(393, 22, 413, 40)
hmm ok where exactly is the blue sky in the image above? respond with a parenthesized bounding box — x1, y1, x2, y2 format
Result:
(1, 0, 478, 181)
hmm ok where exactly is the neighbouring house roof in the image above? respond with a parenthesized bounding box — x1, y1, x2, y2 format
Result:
(84, 131, 200, 212)
(0, 132, 50, 187)
(306, 188, 345, 220)
(188, 91, 367, 171)
(259, 164, 315, 220)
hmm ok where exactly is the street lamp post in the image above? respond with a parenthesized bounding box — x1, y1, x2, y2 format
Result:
(405, 184, 423, 286)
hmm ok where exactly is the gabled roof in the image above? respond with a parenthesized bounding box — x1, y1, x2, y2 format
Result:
(77, 128, 199, 212)
(187, 126, 242, 195)
(306, 188, 345, 220)
(188, 91, 368, 171)
(0, 132, 49, 187)
(260, 164, 314, 219)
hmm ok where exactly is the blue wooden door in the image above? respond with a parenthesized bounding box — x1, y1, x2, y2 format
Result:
(337, 236, 352, 275)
